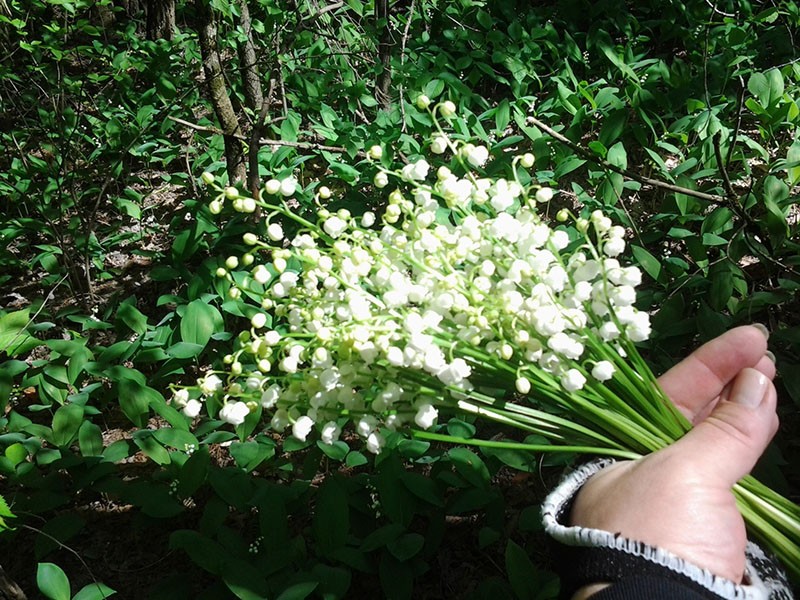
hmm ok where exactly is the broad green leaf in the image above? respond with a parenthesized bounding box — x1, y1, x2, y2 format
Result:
(448, 447, 490, 489)
(37, 563, 71, 600)
(180, 300, 222, 348)
(312, 476, 349, 555)
(51, 403, 84, 447)
(117, 380, 158, 427)
(505, 540, 537, 600)
(72, 582, 116, 600)
(0, 308, 41, 357)
(748, 72, 770, 107)
(787, 140, 800, 187)
(631, 244, 662, 281)
(116, 302, 148, 335)
(275, 582, 318, 600)
(222, 560, 269, 600)
(132, 432, 171, 465)
(387, 533, 424, 562)
(78, 421, 104, 457)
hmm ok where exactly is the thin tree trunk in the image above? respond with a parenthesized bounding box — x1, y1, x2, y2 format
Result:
(146, 0, 175, 40)
(375, 0, 392, 109)
(196, 0, 247, 184)
(0, 565, 27, 600)
(238, 0, 263, 111)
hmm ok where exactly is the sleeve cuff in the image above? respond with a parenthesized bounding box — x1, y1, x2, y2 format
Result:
(541, 459, 793, 600)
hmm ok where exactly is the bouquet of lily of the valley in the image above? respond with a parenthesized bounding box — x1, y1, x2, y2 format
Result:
(175, 98, 800, 579)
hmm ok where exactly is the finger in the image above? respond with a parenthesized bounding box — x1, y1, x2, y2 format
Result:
(677, 368, 779, 487)
(658, 326, 770, 423)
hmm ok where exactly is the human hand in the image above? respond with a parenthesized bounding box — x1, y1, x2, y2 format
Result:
(569, 325, 778, 594)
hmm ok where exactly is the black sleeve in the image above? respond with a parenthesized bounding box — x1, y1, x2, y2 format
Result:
(541, 459, 793, 600)
(589, 575, 721, 599)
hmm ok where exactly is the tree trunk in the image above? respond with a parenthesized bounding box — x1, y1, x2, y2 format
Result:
(238, 0, 263, 111)
(196, 0, 247, 184)
(146, 0, 175, 41)
(375, 0, 392, 109)
(0, 565, 26, 600)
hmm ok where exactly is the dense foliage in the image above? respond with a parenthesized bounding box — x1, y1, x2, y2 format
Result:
(1, 0, 798, 598)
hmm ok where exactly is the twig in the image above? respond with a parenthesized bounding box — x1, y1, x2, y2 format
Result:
(0, 274, 68, 356)
(168, 115, 350, 154)
(726, 76, 746, 167)
(21, 524, 105, 591)
(398, 0, 417, 132)
(526, 116, 728, 204)
(712, 131, 737, 200)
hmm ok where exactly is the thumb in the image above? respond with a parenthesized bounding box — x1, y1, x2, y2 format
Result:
(677, 368, 779, 487)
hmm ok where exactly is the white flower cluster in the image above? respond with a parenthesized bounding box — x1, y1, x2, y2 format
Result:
(184, 113, 651, 452)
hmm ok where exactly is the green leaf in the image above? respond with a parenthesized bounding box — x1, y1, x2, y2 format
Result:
(116, 301, 148, 335)
(228, 440, 274, 472)
(448, 447, 490, 489)
(117, 380, 158, 427)
(447, 418, 476, 438)
(72, 582, 116, 600)
(345, 451, 368, 467)
(387, 533, 425, 562)
(275, 582, 318, 600)
(748, 72, 770, 107)
(0, 308, 41, 357)
(132, 432, 171, 465)
(78, 421, 104, 457)
(37, 563, 71, 600)
(505, 540, 536, 600)
(312, 476, 349, 555)
(630, 244, 662, 281)
(51, 403, 84, 447)
(180, 300, 222, 348)
(317, 440, 349, 461)
(787, 140, 800, 187)
(222, 560, 269, 600)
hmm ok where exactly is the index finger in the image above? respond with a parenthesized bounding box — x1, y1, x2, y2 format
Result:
(657, 325, 773, 424)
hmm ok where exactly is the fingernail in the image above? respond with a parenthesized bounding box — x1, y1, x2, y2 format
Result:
(731, 369, 768, 408)
(765, 350, 776, 364)
(752, 323, 770, 340)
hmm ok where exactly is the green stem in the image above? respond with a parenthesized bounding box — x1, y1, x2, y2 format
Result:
(411, 430, 641, 459)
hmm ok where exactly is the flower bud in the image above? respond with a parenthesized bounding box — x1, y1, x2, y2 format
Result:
(576, 218, 590, 233)
(374, 172, 389, 188)
(520, 153, 535, 168)
(430, 136, 448, 154)
(265, 179, 281, 195)
(228, 287, 241, 299)
(241, 253, 254, 266)
(368, 145, 383, 160)
(251, 313, 268, 329)
(416, 94, 431, 110)
(224, 186, 239, 199)
(556, 209, 569, 222)
(515, 377, 531, 395)
(225, 256, 239, 270)
(215, 267, 227, 278)
(201, 172, 215, 185)
(267, 223, 284, 242)
(241, 197, 256, 213)
(361, 211, 376, 228)
(209, 200, 222, 214)
(318, 185, 332, 199)
(243, 233, 258, 245)
(535, 187, 554, 203)
(439, 100, 456, 118)
(230, 361, 243, 376)
(280, 178, 297, 197)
